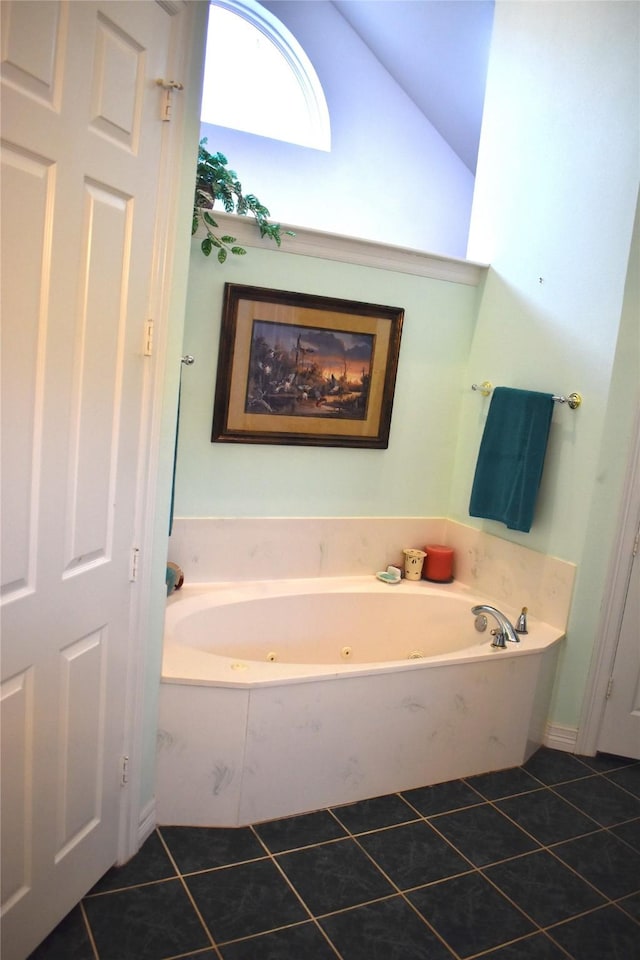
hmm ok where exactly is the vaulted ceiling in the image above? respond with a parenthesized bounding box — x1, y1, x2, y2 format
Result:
(331, 1, 494, 173)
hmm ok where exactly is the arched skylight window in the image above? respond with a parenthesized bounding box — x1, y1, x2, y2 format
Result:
(201, 0, 331, 151)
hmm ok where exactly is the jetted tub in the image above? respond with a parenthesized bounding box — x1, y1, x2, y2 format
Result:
(156, 577, 563, 827)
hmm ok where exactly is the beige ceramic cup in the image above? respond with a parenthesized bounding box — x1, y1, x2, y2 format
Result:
(403, 548, 427, 580)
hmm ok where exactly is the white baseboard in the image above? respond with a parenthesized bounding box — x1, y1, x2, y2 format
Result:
(138, 798, 156, 845)
(544, 723, 579, 753)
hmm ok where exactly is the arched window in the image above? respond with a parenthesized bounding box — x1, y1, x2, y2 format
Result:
(201, 0, 331, 151)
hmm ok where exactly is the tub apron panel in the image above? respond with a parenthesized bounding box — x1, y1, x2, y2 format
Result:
(158, 578, 563, 826)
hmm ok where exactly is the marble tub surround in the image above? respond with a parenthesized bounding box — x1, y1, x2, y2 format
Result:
(445, 521, 576, 633)
(158, 643, 562, 827)
(157, 577, 563, 827)
(168, 517, 576, 632)
(168, 516, 447, 583)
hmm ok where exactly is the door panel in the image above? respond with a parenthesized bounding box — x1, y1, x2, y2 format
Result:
(65, 178, 130, 572)
(57, 629, 107, 855)
(92, 10, 145, 149)
(598, 541, 640, 759)
(0, 0, 66, 106)
(0, 669, 34, 913)
(0, 3, 182, 956)
(0, 144, 53, 602)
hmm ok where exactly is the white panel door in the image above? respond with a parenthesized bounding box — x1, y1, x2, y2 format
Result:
(598, 534, 640, 759)
(0, 3, 183, 957)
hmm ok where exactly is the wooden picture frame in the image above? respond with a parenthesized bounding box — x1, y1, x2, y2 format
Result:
(212, 284, 404, 448)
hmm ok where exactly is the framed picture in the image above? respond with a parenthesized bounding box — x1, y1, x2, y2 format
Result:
(212, 284, 404, 448)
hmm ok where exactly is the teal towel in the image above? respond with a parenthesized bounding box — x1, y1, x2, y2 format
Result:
(469, 387, 554, 533)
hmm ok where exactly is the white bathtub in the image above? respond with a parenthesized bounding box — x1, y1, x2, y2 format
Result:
(157, 577, 563, 827)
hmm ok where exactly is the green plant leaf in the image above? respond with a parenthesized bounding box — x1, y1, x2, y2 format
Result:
(194, 138, 291, 264)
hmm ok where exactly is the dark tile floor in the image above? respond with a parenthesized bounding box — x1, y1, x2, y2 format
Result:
(28, 747, 640, 960)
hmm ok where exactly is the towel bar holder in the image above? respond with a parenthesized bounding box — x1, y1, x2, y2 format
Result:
(471, 380, 493, 397)
(471, 383, 582, 409)
(553, 392, 582, 409)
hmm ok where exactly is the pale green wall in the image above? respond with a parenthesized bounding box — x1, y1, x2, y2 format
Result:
(175, 250, 480, 517)
(169, 0, 638, 747)
(456, 0, 639, 727)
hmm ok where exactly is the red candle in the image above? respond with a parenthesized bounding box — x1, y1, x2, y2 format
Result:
(423, 544, 454, 582)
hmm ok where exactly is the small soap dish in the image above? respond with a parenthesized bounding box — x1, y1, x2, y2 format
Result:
(376, 571, 401, 584)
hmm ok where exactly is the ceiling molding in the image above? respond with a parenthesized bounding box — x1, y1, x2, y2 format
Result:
(198, 212, 488, 286)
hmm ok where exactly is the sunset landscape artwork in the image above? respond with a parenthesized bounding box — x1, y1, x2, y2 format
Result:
(212, 284, 404, 448)
(246, 319, 375, 419)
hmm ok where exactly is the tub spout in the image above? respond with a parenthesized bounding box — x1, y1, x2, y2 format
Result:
(471, 604, 520, 648)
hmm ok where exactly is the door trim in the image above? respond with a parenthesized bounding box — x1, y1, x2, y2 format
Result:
(116, 0, 206, 864)
(576, 402, 640, 756)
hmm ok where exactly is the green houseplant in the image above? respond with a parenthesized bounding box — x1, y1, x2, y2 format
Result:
(192, 138, 293, 263)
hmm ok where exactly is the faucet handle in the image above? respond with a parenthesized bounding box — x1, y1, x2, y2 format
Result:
(490, 628, 507, 648)
(515, 606, 528, 634)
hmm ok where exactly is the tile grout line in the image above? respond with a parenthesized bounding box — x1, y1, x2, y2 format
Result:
(351, 841, 468, 960)
(155, 827, 225, 960)
(474, 784, 640, 939)
(328, 805, 471, 960)
(541, 902, 639, 959)
(214, 918, 344, 956)
(548, 770, 640, 812)
(423, 766, 640, 937)
(253, 805, 468, 960)
(451, 769, 636, 957)
(84, 873, 184, 898)
(543, 899, 640, 934)
(156, 949, 221, 960)
(419, 804, 552, 953)
(401, 771, 640, 952)
(480, 790, 625, 918)
(248, 821, 346, 960)
(74, 756, 638, 960)
(463, 930, 574, 960)
(78, 901, 100, 960)
(245, 776, 638, 957)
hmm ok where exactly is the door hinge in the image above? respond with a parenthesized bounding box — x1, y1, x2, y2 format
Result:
(156, 78, 184, 121)
(605, 676, 614, 699)
(130, 546, 140, 582)
(121, 755, 129, 786)
(144, 319, 153, 357)
(633, 528, 639, 557)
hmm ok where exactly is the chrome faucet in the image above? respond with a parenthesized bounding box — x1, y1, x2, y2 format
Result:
(471, 604, 520, 648)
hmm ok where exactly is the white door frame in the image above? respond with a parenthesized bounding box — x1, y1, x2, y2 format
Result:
(576, 401, 640, 756)
(115, 0, 207, 864)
